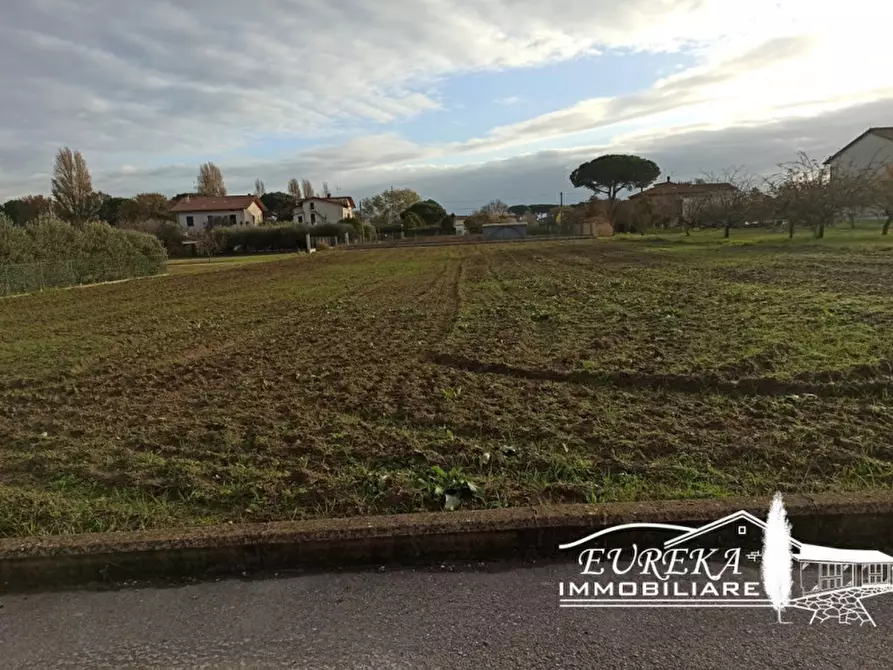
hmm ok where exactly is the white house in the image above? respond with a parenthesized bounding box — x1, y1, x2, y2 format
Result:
(825, 127, 893, 179)
(170, 195, 266, 232)
(293, 196, 356, 226)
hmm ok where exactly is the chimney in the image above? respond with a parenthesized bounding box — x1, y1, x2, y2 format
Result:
(666, 176, 671, 183)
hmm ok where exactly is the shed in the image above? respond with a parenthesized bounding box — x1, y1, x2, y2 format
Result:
(482, 222, 527, 241)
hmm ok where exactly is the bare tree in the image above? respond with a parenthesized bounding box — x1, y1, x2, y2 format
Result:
(770, 153, 874, 239)
(479, 199, 511, 217)
(197, 162, 227, 197)
(288, 178, 302, 202)
(51, 147, 99, 224)
(301, 179, 315, 199)
(868, 165, 893, 236)
(696, 169, 758, 239)
(254, 178, 266, 198)
(322, 181, 330, 197)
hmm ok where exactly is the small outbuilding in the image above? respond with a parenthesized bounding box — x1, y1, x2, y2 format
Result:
(482, 222, 527, 241)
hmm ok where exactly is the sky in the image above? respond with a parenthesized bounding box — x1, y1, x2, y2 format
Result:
(2, 0, 893, 212)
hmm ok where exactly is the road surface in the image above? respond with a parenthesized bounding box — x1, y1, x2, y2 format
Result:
(2, 560, 892, 668)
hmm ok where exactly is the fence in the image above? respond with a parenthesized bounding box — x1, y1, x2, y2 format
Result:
(0, 257, 163, 297)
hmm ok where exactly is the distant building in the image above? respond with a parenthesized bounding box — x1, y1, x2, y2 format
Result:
(293, 196, 356, 226)
(824, 127, 893, 180)
(170, 195, 266, 232)
(629, 178, 737, 226)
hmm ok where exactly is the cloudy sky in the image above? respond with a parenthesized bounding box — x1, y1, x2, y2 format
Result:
(2, 0, 893, 211)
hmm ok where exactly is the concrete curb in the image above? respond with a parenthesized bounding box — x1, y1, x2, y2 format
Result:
(2, 492, 893, 593)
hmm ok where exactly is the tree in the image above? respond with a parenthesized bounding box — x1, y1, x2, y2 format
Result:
(301, 179, 315, 199)
(401, 199, 447, 227)
(52, 147, 100, 224)
(402, 212, 424, 230)
(869, 165, 893, 235)
(480, 199, 511, 217)
(321, 181, 330, 197)
(96, 195, 133, 226)
(508, 205, 532, 217)
(133, 193, 173, 221)
(361, 188, 422, 226)
(261, 192, 298, 221)
(288, 178, 302, 202)
(570, 154, 660, 219)
(440, 213, 456, 234)
(2, 195, 55, 225)
(762, 492, 793, 624)
(771, 153, 873, 239)
(254, 179, 266, 198)
(695, 170, 757, 239)
(197, 162, 227, 197)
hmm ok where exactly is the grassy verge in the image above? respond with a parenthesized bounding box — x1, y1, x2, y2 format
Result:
(0, 231, 891, 536)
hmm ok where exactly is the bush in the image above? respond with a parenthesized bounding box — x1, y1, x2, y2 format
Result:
(0, 215, 167, 295)
(307, 222, 352, 238)
(203, 224, 311, 255)
(0, 215, 34, 262)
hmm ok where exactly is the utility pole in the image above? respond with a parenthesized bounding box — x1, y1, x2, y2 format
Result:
(558, 191, 564, 234)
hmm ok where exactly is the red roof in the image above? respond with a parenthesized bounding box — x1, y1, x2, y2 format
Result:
(170, 195, 267, 213)
(297, 196, 356, 209)
(629, 181, 736, 199)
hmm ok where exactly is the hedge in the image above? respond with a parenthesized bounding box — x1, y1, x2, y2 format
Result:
(0, 215, 166, 296)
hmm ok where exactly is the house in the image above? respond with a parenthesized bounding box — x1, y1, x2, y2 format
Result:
(452, 216, 468, 236)
(824, 127, 893, 180)
(795, 544, 893, 595)
(293, 196, 356, 226)
(170, 195, 266, 232)
(629, 178, 737, 225)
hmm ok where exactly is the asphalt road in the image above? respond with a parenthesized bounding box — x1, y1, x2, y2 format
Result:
(2, 560, 892, 669)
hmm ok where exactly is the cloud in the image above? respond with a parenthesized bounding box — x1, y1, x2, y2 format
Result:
(2, 0, 893, 202)
(68, 96, 893, 215)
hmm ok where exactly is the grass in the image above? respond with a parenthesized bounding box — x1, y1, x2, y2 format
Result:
(167, 252, 301, 275)
(0, 228, 892, 536)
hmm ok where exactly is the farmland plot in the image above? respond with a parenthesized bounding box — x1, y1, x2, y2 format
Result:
(1, 240, 892, 536)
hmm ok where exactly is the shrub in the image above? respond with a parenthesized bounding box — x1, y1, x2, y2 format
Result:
(26, 215, 78, 262)
(0, 215, 34, 263)
(0, 215, 167, 294)
(201, 224, 311, 255)
(308, 222, 352, 238)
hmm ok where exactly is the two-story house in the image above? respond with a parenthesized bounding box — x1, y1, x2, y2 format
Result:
(293, 196, 356, 226)
(824, 127, 893, 180)
(170, 195, 266, 232)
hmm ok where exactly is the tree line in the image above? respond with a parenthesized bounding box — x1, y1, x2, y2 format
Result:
(564, 152, 893, 238)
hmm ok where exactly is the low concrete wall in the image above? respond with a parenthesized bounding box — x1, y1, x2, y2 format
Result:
(2, 492, 893, 593)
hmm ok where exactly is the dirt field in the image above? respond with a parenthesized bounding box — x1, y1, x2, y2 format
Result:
(1, 233, 892, 536)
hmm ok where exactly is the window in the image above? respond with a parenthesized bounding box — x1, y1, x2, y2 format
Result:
(310, 202, 315, 210)
(820, 563, 844, 590)
(737, 525, 747, 536)
(186, 216, 194, 227)
(297, 215, 304, 223)
(867, 565, 885, 585)
(229, 214, 237, 225)
(311, 213, 317, 225)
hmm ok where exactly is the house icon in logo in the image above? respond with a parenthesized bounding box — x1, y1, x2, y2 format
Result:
(661, 506, 893, 625)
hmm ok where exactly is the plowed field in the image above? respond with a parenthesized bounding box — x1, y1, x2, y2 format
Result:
(2, 238, 892, 536)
